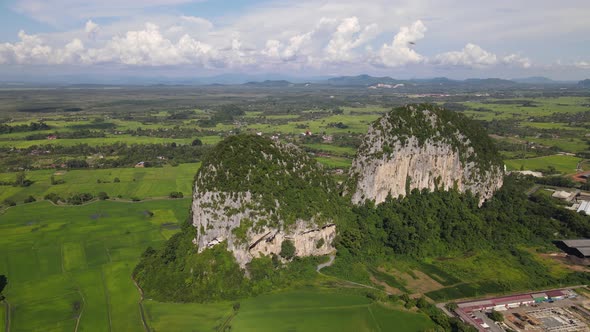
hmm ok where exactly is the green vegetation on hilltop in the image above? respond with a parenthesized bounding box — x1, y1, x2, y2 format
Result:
(196, 134, 346, 227)
(365, 104, 503, 171)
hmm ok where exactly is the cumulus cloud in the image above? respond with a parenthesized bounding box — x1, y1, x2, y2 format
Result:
(324, 17, 378, 62)
(433, 43, 497, 68)
(373, 20, 426, 67)
(433, 43, 532, 68)
(95, 23, 215, 66)
(0, 23, 216, 67)
(502, 54, 531, 68)
(0, 15, 541, 74)
(0, 31, 53, 65)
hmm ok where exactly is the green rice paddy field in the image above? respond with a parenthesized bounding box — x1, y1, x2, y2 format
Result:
(0, 201, 434, 331)
(143, 290, 434, 332)
(0, 200, 189, 332)
(0, 163, 202, 203)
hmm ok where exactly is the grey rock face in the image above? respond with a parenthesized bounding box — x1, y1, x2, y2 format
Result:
(348, 107, 504, 206)
(192, 190, 335, 268)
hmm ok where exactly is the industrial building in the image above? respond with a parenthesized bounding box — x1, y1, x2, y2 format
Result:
(577, 200, 590, 215)
(555, 239, 590, 258)
(454, 289, 575, 331)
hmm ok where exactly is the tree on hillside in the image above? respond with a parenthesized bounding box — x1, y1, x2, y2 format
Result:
(279, 240, 296, 260)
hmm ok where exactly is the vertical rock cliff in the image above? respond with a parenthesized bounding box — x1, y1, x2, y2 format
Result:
(346, 104, 504, 205)
(192, 135, 340, 268)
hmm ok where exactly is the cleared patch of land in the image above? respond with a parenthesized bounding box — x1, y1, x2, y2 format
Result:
(505, 155, 582, 174)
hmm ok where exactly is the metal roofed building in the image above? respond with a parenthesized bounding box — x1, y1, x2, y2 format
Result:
(555, 238, 590, 258)
(576, 200, 590, 215)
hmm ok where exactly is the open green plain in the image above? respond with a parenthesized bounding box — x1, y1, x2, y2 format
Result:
(0, 163, 201, 203)
(0, 200, 190, 332)
(504, 155, 582, 174)
(143, 289, 434, 332)
(229, 290, 434, 332)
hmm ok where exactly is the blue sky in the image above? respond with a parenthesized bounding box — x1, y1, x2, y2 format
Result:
(0, 0, 589, 81)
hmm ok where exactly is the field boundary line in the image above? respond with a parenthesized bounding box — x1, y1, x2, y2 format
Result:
(73, 289, 85, 332)
(367, 305, 382, 332)
(132, 278, 150, 332)
(100, 269, 113, 332)
(2, 300, 10, 332)
(216, 311, 237, 332)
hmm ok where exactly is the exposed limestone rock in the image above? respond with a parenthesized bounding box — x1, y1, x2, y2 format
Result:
(347, 104, 504, 206)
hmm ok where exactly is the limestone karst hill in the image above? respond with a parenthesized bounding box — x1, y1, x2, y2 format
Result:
(192, 134, 342, 267)
(346, 104, 504, 206)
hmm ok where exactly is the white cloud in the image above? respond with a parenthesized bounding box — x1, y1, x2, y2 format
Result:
(261, 39, 281, 58)
(95, 23, 216, 66)
(324, 17, 378, 62)
(0, 31, 52, 65)
(433, 43, 497, 68)
(575, 61, 590, 69)
(180, 16, 214, 30)
(85, 20, 99, 39)
(0, 14, 546, 75)
(502, 54, 531, 68)
(373, 20, 426, 67)
(433, 43, 533, 69)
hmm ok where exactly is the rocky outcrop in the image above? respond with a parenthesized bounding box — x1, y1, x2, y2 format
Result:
(192, 190, 336, 268)
(347, 104, 504, 206)
(191, 135, 339, 268)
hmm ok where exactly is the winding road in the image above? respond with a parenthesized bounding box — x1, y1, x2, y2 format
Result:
(316, 255, 335, 272)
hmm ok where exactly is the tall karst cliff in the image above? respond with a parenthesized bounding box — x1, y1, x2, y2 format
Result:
(346, 104, 504, 205)
(192, 135, 340, 268)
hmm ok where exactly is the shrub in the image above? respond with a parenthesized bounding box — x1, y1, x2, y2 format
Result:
(113, 177, 121, 183)
(24, 195, 36, 203)
(169, 191, 184, 199)
(97, 192, 109, 200)
(3, 198, 16, 206)
(44, 193, 61, 203)
(315, 238, 325, 249)
(279, 240, 296, 260)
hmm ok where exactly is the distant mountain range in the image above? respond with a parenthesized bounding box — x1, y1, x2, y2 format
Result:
(0, 73, 585, 88)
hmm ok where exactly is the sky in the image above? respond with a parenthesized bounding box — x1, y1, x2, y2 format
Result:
(0, 0, 589, 82)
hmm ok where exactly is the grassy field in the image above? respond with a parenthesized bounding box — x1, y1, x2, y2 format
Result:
(229, 290, 434, 332)
(0, 163, 200, 203)
(0, 199, 191, 332)
(461, 97, 590, 121)
(315, 156, 353, 169)
(505, 154, 582, 174)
